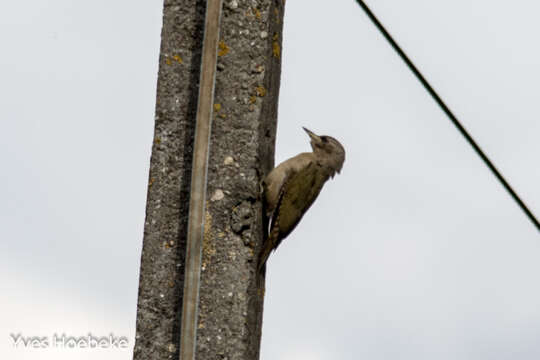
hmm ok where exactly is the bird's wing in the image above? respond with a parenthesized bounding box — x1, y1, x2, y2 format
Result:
(257, 162, 327, 272)
(274, 161, 326, 243)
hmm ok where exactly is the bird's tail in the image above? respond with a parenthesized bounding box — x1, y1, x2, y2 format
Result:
(257, 241, 272, 273)
(257, 179, 288, 273)
(257, 220, 280, 273)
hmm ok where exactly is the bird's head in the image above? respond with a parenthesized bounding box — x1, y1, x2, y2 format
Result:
(303, 127, 345, 176)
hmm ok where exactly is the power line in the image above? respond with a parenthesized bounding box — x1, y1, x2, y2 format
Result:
(355, 0, 539, 231)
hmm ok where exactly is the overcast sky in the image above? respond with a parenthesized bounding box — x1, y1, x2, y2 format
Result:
(1, 1, 539, 359)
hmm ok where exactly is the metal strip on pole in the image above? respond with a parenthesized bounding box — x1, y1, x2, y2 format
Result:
(179, 1, 223, 360)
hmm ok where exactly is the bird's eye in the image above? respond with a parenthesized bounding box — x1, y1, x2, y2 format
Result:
(321, 136, 328, 143)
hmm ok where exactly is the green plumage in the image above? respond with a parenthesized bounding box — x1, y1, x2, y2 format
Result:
(258, 163, 329, 272)
(257, 128, 345, 273)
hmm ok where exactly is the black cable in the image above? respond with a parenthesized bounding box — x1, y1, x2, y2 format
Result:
(355, 0, 539, 231)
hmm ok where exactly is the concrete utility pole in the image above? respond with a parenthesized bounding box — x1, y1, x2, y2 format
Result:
(133, 0, 285, 359)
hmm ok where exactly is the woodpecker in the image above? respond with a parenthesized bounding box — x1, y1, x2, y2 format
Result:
(258, 127, 345, 272)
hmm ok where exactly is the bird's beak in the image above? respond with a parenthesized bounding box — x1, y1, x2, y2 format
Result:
(302, 127, 321, 143)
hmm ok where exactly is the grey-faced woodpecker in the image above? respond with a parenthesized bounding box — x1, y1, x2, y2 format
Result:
(258, 127, 345, 272)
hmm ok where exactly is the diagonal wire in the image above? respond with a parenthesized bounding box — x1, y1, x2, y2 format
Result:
(355, 0, 539, 231)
